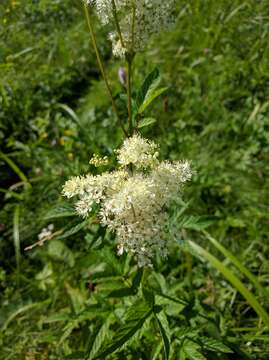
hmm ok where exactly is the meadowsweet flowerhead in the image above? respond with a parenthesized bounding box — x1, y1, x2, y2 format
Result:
(87, 0, 176, 58)
(63, 134, 191, 266)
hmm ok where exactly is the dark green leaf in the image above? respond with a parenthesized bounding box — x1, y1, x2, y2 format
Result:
(183, 340, 206, 360)
(138, 87, 168, 114)
(87, 314, 114, 360)
(143, 287, 155, 305)
(107, 287, 135, 298)
(131, 268, 144, 290)
(136, 68, 160, 107)
(93, 300, 152, 359)
(64, 352, 86, 359)
(155, 311, 170, 360)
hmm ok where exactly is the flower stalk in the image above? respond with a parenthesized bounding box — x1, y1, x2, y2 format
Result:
(126, 55, 134, 136)
(83, 2, 128, 136)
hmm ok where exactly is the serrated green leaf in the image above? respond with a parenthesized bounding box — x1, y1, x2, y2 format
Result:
(199, 336, 233, 353)
(183, 340, 206, 360)
(138, 87, 168, 114)
(155, 311, 170, 360)
(93, 300, 152, 359)
(137, 117, 157, 128)
(175, 326, 199, 340)
(87, 314, 114, 360)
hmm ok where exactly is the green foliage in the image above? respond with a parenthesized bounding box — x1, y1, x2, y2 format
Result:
(1, 0, 269, 359)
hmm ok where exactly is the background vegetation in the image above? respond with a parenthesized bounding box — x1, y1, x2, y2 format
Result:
(0, 0, 269, 359)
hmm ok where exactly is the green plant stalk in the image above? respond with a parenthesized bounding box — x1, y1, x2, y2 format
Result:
(0, 188, 23, 201)
(127, 56, 133, 136)
(111, 0, 125, 48)
(203, 230, 269, 299)
(185, 251, 193, 286)
(131, 1, 136, 50)
(188, 240, 269, 327)
(83, 2, 128, 136)
(0, 151, 31, 187)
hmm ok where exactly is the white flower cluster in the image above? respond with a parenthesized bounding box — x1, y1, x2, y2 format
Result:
(38, 224, 54, 241)
(63, 134, 191, 266)
(87, 0, 175, 57)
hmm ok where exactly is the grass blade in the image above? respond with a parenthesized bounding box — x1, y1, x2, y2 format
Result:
(203, 231, 269, 298)
(57, 103, 82, 127)
(13, 205, 21, 273)
(0, 151, 31, 187)
(0, 188, 23, 201)
(188, 240, 269, 327)
(1, 299, 51, 332)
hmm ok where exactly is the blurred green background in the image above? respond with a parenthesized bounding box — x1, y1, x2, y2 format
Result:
(0, 0, 269, 359)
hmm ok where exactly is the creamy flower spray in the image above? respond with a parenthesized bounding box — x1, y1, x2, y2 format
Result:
(63, 1, 192, 266)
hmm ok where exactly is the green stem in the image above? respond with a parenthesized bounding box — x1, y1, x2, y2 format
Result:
(131, 2, 136, 50)
(13, 205, 20, 285)
(127, 56, 133, 136)
(111, 0, 125, 49)
(0, 152, 31, 188)
(83, 2, 127, 136)
(185, 251, 193, 286)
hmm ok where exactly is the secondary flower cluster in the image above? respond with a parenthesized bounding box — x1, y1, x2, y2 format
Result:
(63, 134, 191, 266)
(86, 0, 175, 57)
